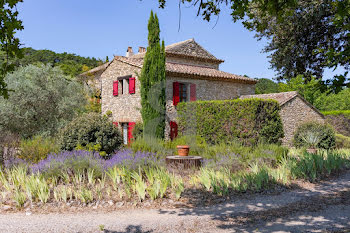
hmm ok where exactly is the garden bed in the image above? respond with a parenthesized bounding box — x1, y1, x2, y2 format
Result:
(1, 146, 350, 214)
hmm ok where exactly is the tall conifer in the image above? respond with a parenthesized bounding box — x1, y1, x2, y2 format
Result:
(140, 11, 166, 138)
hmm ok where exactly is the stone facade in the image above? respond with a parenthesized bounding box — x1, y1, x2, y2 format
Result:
(99, 39, 257, 141)
(280, 96, 325, 145)
(101, 60, 142, 125)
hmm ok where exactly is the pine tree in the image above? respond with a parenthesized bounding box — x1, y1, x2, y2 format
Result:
(139, 11, 166, 138)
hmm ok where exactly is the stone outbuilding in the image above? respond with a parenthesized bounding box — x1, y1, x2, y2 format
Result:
(90, 39, 257, 144)
(240, 91, 325, 145)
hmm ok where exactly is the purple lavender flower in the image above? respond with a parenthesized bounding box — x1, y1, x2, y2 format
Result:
(104, 149, 161, 170)
(30, 149, 163, 175)
(4, 157, 27, 168)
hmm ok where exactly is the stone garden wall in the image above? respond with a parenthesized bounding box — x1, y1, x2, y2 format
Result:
(280, 96, 325, 145)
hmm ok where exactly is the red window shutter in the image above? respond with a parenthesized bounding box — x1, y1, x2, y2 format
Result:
(190, 83, 196, 101)
(129, 77, 135, 94)
(170, 121, 178, 140)
(173, 82, 180, 106)
(128, 122, 136, 144)
(113, 122, 118, 127)
(113, 81, 118, 96)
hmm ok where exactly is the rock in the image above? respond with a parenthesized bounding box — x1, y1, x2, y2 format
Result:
(2, 205, 11, 211)
(108, 200, 114, 206)
(25, 211, 32, 216)
(168, 199, 174, 204)
(116, 202, 124, 207)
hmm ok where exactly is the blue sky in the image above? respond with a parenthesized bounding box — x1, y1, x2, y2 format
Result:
(16, 0, 337, 80)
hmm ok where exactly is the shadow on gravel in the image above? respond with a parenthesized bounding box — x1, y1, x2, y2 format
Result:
(217, 189, 350, 232)
(157, 172, 350, 232)
(104, 225, 153, 233)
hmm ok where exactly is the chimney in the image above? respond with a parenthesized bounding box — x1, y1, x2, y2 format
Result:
(138, 47, 146, 53)
(126, 47, 133, 57)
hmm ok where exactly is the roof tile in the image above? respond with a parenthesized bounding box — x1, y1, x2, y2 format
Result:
(116, 56, 256, 83)
(240, 91, 299, 105)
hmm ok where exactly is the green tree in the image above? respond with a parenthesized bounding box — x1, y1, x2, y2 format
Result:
(245, 0, 349, 85)
(0, 0, 24, 98)
(315, 88, 350, 111)
(157, 0, 349, 87)
(255, 78, 279, 94)
(278, 75, 325, 105)
(139, 11, 166, 138)
(0, 47, 102, 77)
(0, 64, 86, 138)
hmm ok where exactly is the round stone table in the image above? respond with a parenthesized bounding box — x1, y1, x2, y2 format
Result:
(165, 155, 203, 170)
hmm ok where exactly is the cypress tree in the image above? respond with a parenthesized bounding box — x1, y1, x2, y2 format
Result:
(139, 11, 166, 138)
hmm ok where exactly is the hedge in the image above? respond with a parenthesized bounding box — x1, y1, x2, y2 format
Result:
(177, 99, 284, 145)
(322, 110, 350, 119)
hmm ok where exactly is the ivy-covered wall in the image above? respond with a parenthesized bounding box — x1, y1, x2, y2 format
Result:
(177, 99, 284, 145)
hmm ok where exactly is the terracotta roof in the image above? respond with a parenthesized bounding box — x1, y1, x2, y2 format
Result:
(80, 61, 111, 76)
(131, 39, 224, 63)
(240, 91, 325, 118)
(115, 56, 257, 84)
(240, 91, 299, 106)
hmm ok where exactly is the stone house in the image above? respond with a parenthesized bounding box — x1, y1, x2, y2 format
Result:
(93, 39, 257, 144)
(240, 91, 325, 145)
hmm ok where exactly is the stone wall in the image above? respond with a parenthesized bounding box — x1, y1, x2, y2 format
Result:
(101, 60, 142, 125)
(280, 96, 325, 145)
(165, 76, 255, 139)
(101, 59, 256, 140)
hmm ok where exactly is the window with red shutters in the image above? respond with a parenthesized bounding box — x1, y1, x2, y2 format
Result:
(170, 121, 178, 140)
(113, 81, 118, 96)
(190, 83, 196, 101)
(128, 122, 136, 144)
(173, 82, 180, 106)
(129, 77, 135, 94)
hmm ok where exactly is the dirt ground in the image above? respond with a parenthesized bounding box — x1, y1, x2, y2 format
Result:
(0, 171, 350, 233)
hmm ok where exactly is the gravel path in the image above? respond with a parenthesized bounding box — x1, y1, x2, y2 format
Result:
(1, 172, 350, 233)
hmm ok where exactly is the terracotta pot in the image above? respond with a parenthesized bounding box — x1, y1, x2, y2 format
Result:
(177, 145, 190, 156)
(306, 148, 318, 154)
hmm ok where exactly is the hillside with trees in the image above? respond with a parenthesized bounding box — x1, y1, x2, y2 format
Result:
(0, 47, 103, 77)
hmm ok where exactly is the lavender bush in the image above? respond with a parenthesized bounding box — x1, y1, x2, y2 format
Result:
(105, 149, 161, 169)
(31, 150, 105, 178)
(30, 149, 163, 178)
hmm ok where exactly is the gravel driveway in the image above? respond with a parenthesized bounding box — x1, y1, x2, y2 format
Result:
(1, 172, 350, 233)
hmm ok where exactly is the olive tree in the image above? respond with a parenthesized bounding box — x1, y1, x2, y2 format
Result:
(0, 64, 86, 138)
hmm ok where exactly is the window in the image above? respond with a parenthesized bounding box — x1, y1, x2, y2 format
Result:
(179, 83, 187, 102)
(119, 80, 123, 95)
(114, 75, 135, 96)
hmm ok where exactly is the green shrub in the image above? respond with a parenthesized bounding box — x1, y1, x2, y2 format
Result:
(289, 151, 349, 181)
(293, 122, 336, 150)
(133, 122, 144, 141)
(322, 110, 350, 118)
(177, 99, 284, 145)
(164, 135, 208, 156)
(336, 134, 350, 149)
(59, 113, 123, 155)
(18, 136, 59, 163)
(130, 136, 171, 155)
